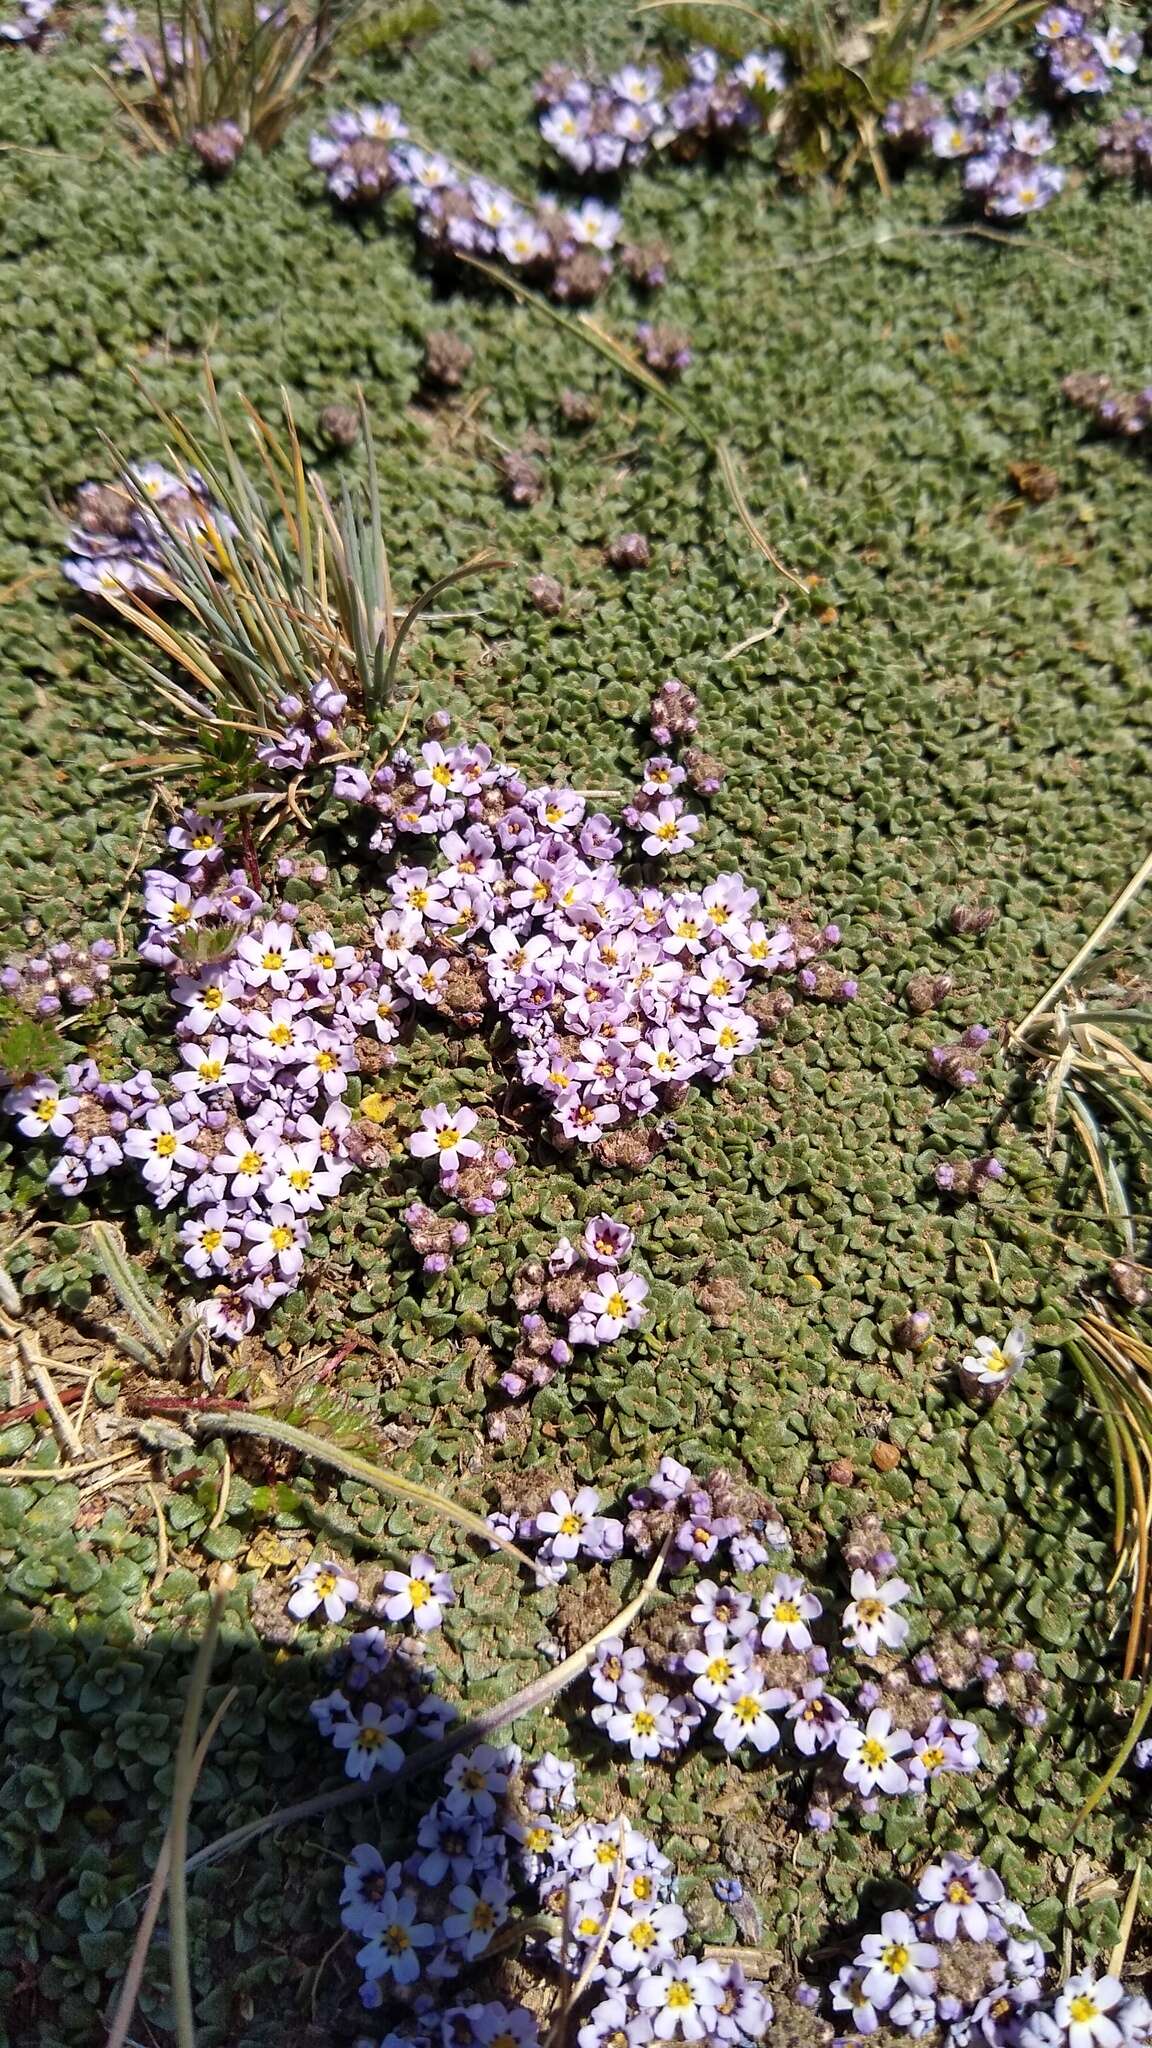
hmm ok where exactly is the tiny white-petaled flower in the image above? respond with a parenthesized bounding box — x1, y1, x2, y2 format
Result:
(598, 1690, 675, 1760)
(1055, 1974, 1127, 2048)
(837, 1708, 912, 1795)
(287, 1559, 359, 1623)
(759, 1571, 822, 1650)
(842, 1570, 911, 1656)
(857, 1910, 939, 2009)
(379, 1551, 454, 1631)
(713, 1677, 783, 1756)
(960, 1324, 1032, 1395)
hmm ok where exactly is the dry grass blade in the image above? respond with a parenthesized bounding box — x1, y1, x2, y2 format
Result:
(179, 1410, 540, 1571)
(1070, 1314, 1152, 1682)
(87, 374, 502, 805)
(454, 256, 807, 585)
(104, 1682, 238, 2048)
(181, 1538, 670, 1875)
(100, 0, 371, 154)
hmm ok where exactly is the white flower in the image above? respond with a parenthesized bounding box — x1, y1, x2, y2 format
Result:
(759, 1571, 822, 1650)
(380, 1551, 454, 1631)
(1055, 1975, 1127, 2048)
(713, 1678, 782, 1755)
(960, 1324, 1032, 1392)
(842, 1570, 911, 1656)
(836, 1708, 912, 1795)
(287, 1558, 359, 1623)
(444, 1873, 511, 1958)
(355, 1892, 435, 1984)
(857, 1910, 939, 2008)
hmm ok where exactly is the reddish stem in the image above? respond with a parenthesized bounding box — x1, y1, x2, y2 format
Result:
(0, 1383, 84, 1430)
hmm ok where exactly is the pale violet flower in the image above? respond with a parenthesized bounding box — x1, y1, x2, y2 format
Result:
(379, 1551, 455, 1631)
(287, 1558, 359, 1623)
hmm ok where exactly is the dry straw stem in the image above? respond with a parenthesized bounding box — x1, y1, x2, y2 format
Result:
(88, 373, 506, 794)
(1069, 1312, 1152, 1682)
(182, 1537, 671, 1875)
(176, 1409, 539, 1571)
(100, 0, 369, 154)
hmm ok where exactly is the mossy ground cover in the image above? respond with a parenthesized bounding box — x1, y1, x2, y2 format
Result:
(2, 2, 1152, 2042)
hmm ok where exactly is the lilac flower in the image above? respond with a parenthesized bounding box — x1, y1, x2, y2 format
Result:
(1055, 1976, 1127, 2048)
(578, 1269, 650, 1342)
(444, 1873, 511, 1957)
(590, 1637, 648, 1703)
(409, 1102, 483, 1174)
(713, 1678, 783, 1755)
(597, 1690, 676, 1760)
(917, 1854, 1002, 1939)
(787, 1681, 849, 1755)
(355, 1892, 436, 1984)
(332, 1700, 407, 1780)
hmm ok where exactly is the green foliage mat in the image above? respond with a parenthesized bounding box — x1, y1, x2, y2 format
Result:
(2, 1, 1152, 2040)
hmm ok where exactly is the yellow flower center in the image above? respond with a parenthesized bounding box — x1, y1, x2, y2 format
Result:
(631, 1920, 656, 1949)
(270, 1226, 292, 1252)
(192, 832, 216, 849)
(202, 1229, 223, 1252)
(920, 1745, 946, 1770)
(560, 1513, 582, 1535)
(632, 1709, 657, 1736)
(171, 902, 192, 924)
(268, 1022, 293, 1048)
(315, 1051, 338, 1072)
(155, 1132, 177, 1157)
(203, 986, 223, 1010)
(882, 1944, 910, 1976)
(431, 763, 452, 786)
(472, 1901, 497, 1931)
(261, 949, 284, 972)
(774, 1599, 801, 1624)
(384, 1923, 410, 1953)
(857, 1599, 885, 1624)
(947, 1880, 971, 1904)
(605, 1292, 627, 1319)
(199, 1058, 223, 1081)
(436, 1127, 460, 1150)
(314, 1571, 337, 1595)
(1069, 1998, 1100, 2025)
(289, 1168, 312, 1190)
(732, 1694, 762, 1726)
(632, 1874, 653, 1900)
(409, 1577, 430, 1607)
(238, 1149, 263, 1175)
(861, 1737, 889, 1767)
(666, 1984, 694, 2011)
(38, 1098, 60, 1120)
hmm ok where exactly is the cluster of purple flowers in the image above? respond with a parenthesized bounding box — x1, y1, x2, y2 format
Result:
(885, 13, 1142, 218)
(0, 0, 53, 46)
(883, 71, 1068, 218)
(255, 676, 350, 775)
(913, 1626, 1049, 1730)
(101, 3, 185, 80)
(0, 936, 116, 1024)
(333, 716, 840, 1156)
(309, 104, 640, 304)
(534, 47, 786, 177)
(1, 808, 378, 1342)
(499, 1218, 648, 1406)
(1034, 7, 1141, 99)
(1063, 367, 1152, 436)
(821, 1855, 1150, 2048)
(61, 461, 228, 601)
(334, 1731, 775, 2041)
(1097, 106, 1152, 182)
(928, 1024, 994, 1090)
(402, 1103, 514, 1276)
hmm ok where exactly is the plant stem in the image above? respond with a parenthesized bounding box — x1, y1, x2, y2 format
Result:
(167, 1573, 235, 2048)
